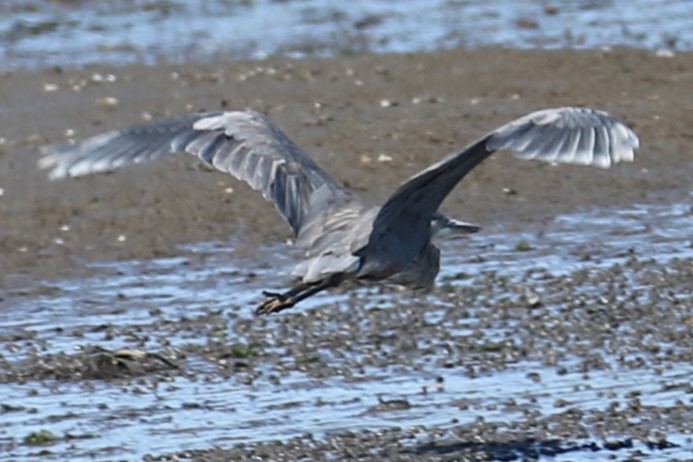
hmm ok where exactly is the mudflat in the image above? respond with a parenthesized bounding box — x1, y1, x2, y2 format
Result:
(0, 48, 691, 461)
(1, 47, 690, 280)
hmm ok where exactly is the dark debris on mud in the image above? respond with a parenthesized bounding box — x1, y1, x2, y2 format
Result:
(149, 425, 684, 462)
(151, 256, 691, 461)
(0, 344, 179, 383)
(3, 254, 690, 461)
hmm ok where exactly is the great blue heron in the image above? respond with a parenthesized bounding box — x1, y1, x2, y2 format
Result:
(39, 107, 639, 315)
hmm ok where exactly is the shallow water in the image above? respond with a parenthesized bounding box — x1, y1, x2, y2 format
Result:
(1, 201, 691, 461)
(1, 0, 692, 70)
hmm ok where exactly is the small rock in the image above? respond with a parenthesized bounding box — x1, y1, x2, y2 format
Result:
(96, 96, 119, 108)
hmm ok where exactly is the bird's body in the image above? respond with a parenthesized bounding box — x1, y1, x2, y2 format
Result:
(39, 107, 639, 314)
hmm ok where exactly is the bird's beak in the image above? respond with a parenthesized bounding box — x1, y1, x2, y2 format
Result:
(433, 218, 481, 240)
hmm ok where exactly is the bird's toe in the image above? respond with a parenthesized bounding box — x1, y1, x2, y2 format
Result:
(255, 293, 293, 316)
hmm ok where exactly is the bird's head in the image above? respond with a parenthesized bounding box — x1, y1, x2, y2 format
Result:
(430, 212, 481, 241)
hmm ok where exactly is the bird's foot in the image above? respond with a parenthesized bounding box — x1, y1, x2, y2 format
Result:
(255, 291, 295, 316)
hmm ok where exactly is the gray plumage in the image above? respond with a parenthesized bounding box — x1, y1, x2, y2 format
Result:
(39, 107, 639, 315)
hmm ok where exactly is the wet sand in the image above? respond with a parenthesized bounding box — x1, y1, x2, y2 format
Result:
(1, 47, 692, 281)
(0, 48, 692, 461)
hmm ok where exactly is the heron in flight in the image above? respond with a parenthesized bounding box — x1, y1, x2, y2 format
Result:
(40, 107, 639, 315)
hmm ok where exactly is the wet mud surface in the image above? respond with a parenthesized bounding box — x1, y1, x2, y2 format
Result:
(0, 48, 692, 461)
(2, 0, 692, 70)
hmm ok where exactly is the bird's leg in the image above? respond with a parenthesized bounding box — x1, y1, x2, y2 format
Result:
(255, 277, 339, 316)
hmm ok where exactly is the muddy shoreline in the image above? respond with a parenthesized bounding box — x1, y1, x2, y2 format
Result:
(1, 47, 691, 282)
(0, 48, 692, 461)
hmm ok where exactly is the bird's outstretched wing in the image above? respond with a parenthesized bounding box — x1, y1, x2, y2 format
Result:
(39, 110, 351, 235)
(486, 107, 638, 166)
(368, 107, 639, 255)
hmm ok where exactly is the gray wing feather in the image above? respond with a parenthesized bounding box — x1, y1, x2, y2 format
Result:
(487, 107, 638, 167)
(366, 107, 639, 260)
(39, 110, 351, 235)
(39, 114, 211, 178)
